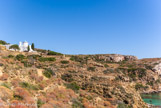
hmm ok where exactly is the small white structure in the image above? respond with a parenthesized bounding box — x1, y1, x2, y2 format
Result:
(2, 44, 12, 50)
(1, 41, 34, 52)
(19, 41, 34, 52)
(29, 45, 33, 52)
(1, 44, 18, 51)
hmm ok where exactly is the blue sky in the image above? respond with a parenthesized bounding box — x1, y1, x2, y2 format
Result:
(0, 0, 161, 58)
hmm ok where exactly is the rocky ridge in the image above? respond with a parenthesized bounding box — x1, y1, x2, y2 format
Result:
(0, 44, 160, 108)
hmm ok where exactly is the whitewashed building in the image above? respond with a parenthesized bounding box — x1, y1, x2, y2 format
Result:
(19, 41, 34, 52)
(1, 41, 34, 52)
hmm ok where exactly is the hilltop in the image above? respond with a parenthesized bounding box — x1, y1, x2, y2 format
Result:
(0, 40, 161, 108)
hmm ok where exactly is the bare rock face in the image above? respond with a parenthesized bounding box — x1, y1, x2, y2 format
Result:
(95, 54, 138, 62)
(153, 63, 161, 75)
(124, 55, 138, 61)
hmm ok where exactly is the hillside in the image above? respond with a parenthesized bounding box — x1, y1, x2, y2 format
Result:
(0, 44, 161, 108)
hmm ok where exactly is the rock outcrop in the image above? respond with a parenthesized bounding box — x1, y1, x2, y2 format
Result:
(94, 54, 138, 62)
(1, 43, 161, 107)
(153, 63, 161, 75)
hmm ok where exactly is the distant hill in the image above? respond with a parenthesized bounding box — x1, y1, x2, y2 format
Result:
(0, 40, 161, 108)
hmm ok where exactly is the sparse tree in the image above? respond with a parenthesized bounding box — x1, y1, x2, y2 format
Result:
(28, 46, 30, 51)
(31, 43, 35, 50)
(9, 44, 19, 51)
(0, 40, 7, 45)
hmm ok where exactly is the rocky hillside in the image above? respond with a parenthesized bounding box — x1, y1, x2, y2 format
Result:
(0, 45, 161, 108)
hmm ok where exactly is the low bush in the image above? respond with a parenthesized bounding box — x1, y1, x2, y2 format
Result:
(117, 103, 132, 108)
(43, 68, 55, 78)
(104, 64, 109, 68)
(65, 82, 80, 92)
(103, 68, 114, 74)
(8, 55, 14, 58)
(127, 68, 147, 79)
(147, 81, 154, 86)
(37, 99, 45, 108)
(70, 56, 88, 64)
(68, 70, 77, 73)
(128, 73, 136, 80)
(138, 68, 146, 78)
(16, 54, 25, 61)
(19, 82, 39, 90)
(27, 55, 40, 59)
(61, 60, 69, 64)
(87, 67, 96, 71)
(39, 57, 56, 62)
(135, 83, 147, 91)
(47, 51, 63, 55)
(1, 82, 11, 89)
(13, 94, 23, 100)
(144, 64, 153, 70)
(72, 99, 84, 108)
(36, 49, 47, 53)
(21, 61, 32, 67)
(61, 74, 74, 82)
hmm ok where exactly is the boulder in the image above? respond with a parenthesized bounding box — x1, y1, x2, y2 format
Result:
(95, 54, 137, 62)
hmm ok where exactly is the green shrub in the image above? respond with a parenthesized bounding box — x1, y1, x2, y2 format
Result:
(37, 99, 45, 108)
(9, 44, 20, 50)
(61, 74, 74, 82)
(65, 82, 80, 92)
(87, 67, 96, 71)
(16, 54, 25, 61)
(19, 82, 39, 90)
(68, 70, 77, 73)
(127, 68, 137, 80)
(127, 68, 146, 79)
(0, 40, 7, 45)
(103, 68, 114, 74)
(128, 73, 136, 80)
(1, 82, 11, 89)
(14, 95, 23, 100)
(72, 99, 84, 108)
(47, 51, 63, 55)
(27, 55, 40, 59)
(38, 57, 56, 62)
(36, 49, 47, 53)
(135, 83, 148, 91)
(8, 55, 14, 58)
(135, 83, 145, 91)
(147, 81, 154, 86)
(138, 68, 146, 78)
(61, 60, 69, 64)
(43, 68, 55, 78)
(104, 64, 109, 68)
(155, 79, 161, 84)
(127, 68, 137, 72)
(144, 64, 153, 70)
(70, 56, 88, 64)
(21, 60, 32, 67)
(117, 103, 132, 108)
